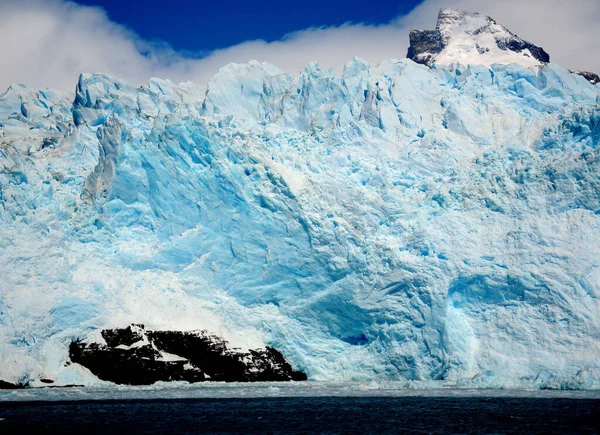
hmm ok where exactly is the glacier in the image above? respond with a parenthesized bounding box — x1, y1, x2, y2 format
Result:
(1, 10, 600, 390)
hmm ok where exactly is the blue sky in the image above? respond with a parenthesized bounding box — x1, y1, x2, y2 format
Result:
(73, 0, 422, 53)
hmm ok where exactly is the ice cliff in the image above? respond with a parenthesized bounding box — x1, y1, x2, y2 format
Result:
(1, 9, 599, 389)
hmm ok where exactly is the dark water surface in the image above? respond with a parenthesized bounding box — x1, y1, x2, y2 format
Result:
(1, 396, 598, 434)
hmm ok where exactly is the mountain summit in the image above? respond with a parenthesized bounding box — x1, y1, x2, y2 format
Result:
(408, 9, 600, 85)
(408, 9, 550, 68)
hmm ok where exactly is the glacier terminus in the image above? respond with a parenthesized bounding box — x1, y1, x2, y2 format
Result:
(0, 9, 599, 390)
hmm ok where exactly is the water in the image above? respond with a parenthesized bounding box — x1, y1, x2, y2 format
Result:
(1, 384, 599, 434)
(1, 396, 599, 434)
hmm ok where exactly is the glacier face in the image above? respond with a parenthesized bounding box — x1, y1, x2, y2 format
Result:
(1, 56, 600, 389)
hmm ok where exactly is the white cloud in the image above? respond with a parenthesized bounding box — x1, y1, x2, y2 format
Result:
(0, 0, 598, 92)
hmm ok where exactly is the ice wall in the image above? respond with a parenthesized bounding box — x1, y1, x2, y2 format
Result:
(1, 59, 599, 389)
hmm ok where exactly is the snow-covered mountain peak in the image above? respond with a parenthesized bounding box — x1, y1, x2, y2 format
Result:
(408, 8, 550, 68)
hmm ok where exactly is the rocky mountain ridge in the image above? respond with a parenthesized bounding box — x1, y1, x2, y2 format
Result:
(408, 9, 598, 85)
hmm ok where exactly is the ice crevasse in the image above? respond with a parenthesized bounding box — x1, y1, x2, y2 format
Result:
(1, 23, 600, 389)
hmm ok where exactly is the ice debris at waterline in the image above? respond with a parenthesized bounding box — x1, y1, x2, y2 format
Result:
(1, 8, 600, 390)
(68, 324, 306, 384)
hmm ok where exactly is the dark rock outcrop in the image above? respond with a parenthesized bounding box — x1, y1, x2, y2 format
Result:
(69, 324, 307, 385)
(407, 30, 443, 67)
(101, 323, 145, 347)
(570, 70, 600, 85)
(0, 380, 25, 389)
(494, 37, 549, 63)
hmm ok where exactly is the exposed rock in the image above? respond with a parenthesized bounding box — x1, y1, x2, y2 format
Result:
(494, 37, 549, 64)
(0, 380, 25, 389)
(570, 70, 600, 85)
(69, 324, 307, 385)
(69, 341, 206, 385)
(407, 30, 443, 67)
(101, 323, 145, 347)
(0, 379, 83, 389)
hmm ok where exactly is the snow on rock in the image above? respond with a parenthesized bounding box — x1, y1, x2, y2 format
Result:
(569, 70, 600, 86)
(408, 9, 550, 68)
(69, 324, 306, 385)
(1, 10, 600, 389)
